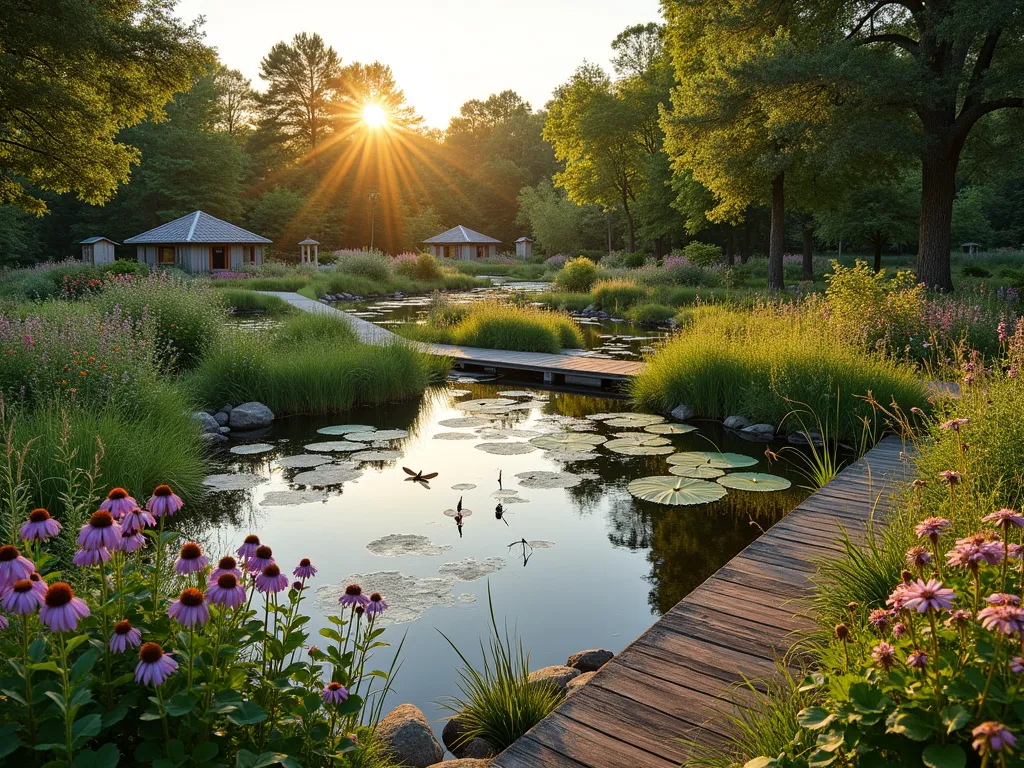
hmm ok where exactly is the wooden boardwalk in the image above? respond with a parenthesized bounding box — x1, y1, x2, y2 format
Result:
(259, 292, 644, 384)
(493, 436, 910, 768)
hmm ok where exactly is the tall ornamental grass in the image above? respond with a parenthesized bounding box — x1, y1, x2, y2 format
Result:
(591, 279, 650, 310)
(217, 289, 293, 314)
(630, 305, 928, 441)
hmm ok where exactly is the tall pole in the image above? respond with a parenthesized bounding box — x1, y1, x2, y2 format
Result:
(369, 191, 380, 250)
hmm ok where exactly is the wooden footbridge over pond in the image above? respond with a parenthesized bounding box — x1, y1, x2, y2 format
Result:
(259, 292, 644, 387)
(492, 436, 909, 768)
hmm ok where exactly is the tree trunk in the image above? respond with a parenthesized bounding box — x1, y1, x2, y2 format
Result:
(726, 228, 736, 266)
(873, 231, 883, 272)
(768, 173, 785, 292)
(623, 205, 635, 253)
(917, 152, 958, 292)
(801, 226, 813, 280)
(740, 219, 750, 264)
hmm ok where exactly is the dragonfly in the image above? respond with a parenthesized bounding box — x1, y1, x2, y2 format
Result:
(402, 467, 438, 488)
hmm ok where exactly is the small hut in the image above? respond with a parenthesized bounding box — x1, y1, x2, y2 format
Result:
(125, 211, 271, 272)
(80, 237, 118, 265)
(299, 238, 320, 267)
(961, 242, 982, 256)
(423, 225, 500, 260)
(514, 236, 534, 260)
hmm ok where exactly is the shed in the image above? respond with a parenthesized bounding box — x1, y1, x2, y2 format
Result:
(423, 225, 500, 260)
(961, 242, 982, 256)
(514, 236, 533, 260)
(124, 211, 272, 272)
(80, 237, 118, 265)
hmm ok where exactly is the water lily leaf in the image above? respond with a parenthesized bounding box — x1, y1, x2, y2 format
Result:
(346, 429, 409, 442)
(606, 444, 674, 456)
(203, 474, 264, 492)
(666, 451, 759, 469)
(644, 423, 697, 435)
(229, 443, 275, 455)
(443, 508, 473, 517)
(668, 465, 725, 479)
(474, 442, 537, 455)
(303, 441, 364, 453)
(530, 433, 606, 452)
(438, 416, 495, 429)
(451, 483, 476, 491)
(585, 412, 634, 421)
(605, 434, 670, 448)
(351, 450, 403, 461)
(433, 432, 478, 441)
(447, 389, 472, 397)
(544, 450, 600, 462)
(292, 468, 363, 487)
(455, 398, 515, 411)
(497, 390, 536, 398)
(317, 424, 375, 436)
(716, 473, 791, 492)
(515, 470, 582, 489)
(603, 414, 666, 428)
(627, 476, 727, 506)
(259, 490, 327, 507)
(274, 454, 332, 469)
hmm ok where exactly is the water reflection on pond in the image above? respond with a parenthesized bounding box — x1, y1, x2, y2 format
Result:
(182, 382, 810, 734)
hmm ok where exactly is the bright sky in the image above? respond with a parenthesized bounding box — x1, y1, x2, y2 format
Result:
(176, 0, 663, 128)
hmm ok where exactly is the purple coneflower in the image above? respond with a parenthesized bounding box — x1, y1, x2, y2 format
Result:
(135, 642, 178, 686)
(947, 536, 1004, 569)
(246, 545, 274, 574)
(945, 609, 972, 629)
(868, 609, 891, 633)
(321, 681, 349, 703)
(100, 488, 138, 520)
(0, 614, 6, 630)
(120, 530, 146, 553)
(901, 578, 955, 613)
(73, 547, 111, 567)
(982, 508, 1024, 530)
(887, 583, 912, 611)
(1, 578, 44, 614)
(119, 507, 155, 535)
(366, 592, 387, 616)
(1011, 657, 1024, 675)
(109, 619, 142, 654)
(940, 418, 970, 431)
(0, 545, 35, 591)
(938, 470, 962, 485)
(236, 534, 260, 561)
(915, 516, 951, 542)
(871, 642, 896, 671)
(256, 564, 288, 594)
(19, 508, 61, 542)
(174, 542, 209, 576)
(207, 573, 246, 609)
(892, 622, 908, 638)
(28, 572, 47, 600)
(209, 556, 242, 584)
(905, 547, 933, 570)
(39, 583, 90, 632)
(986, 593, 1021, 607)
(977, 605, 1024, 635)
(339, 583, 370, 609)
(147, 484, 183, 518)
(972, 722, 1016, 756)
(293, 558, 317, 579)
(168, 587, 210, 628)
(906, 648, 929, 669)
(77, 510, 121, 551)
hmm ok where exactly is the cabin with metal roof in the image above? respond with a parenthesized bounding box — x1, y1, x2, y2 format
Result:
(80, 237, 118, 265)
(124, 211, 272, 272)
(422, 225, 500, 260)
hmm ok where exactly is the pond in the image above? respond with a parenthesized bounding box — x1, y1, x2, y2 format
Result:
(185, 380, 813, 739)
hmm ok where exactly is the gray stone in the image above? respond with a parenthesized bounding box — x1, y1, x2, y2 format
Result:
(527, 665, 579, 693)
(788, 430, 824, 447)
(228, 402, 275, 430)
(458, 740, 496, 760)
(442, 717, 496, 760)
(670, 404, 694, 421)
(426, 761, 492, 768)
(441, 717, 467, 754)
(566, 648, 613, 672)
(214, 411, 229, 426)
(723, 415, 751, 430)
(566, 671, 597, 695)
(219, 404, 233, 414)
(377, 704, 443, 768)
(201, 432, 228, 444)
(192, 411, 221, 434)
(741, 423, 775, 439)
(218, 426, 231, 434)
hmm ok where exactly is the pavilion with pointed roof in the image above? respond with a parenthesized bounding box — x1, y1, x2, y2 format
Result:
(422, 225, 500, 260)
(125, 211, 271, 272)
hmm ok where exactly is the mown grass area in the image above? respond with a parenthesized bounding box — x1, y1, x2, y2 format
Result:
(629, 305, 929, 441)
(188, 312, 447, 414)
(394, 298, 583, 353)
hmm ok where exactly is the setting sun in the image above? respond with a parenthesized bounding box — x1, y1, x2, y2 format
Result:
(362, 103, 387, 128)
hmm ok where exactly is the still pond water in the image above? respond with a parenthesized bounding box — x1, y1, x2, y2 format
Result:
(186, 377, 811, 737)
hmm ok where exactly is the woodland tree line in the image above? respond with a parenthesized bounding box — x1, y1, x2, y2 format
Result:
(2, 0, 1023, 290)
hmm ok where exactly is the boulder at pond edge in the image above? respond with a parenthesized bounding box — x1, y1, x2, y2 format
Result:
(377, 704, 444, 768)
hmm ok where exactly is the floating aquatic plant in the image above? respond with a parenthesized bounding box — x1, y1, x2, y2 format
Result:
(627, 475, 728, 505)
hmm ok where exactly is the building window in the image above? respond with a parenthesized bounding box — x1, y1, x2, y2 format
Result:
(82, 244, 93, 264)
(157, 247, 175, 265)
(443, 245, 453, 259)
(476, 245, 485, 259)
(243, 246, 257, 264)
(211, 246, 228, 270)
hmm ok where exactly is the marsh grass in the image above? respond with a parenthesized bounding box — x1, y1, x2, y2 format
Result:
(438, 585, 563, 752)
(627, 303, 675, 324)
(212, 264, 486, 299)
(218, 289, 294, 314)
(591, 279, 650, 310)
(532, 291, 593, 312)
(630, 306, 928, 442)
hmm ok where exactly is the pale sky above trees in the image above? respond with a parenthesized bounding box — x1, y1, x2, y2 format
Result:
(176, 0, 661, 127)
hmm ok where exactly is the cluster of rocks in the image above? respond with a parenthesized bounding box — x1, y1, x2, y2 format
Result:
(375, 648, 614, 767)
(672, 403, 824, 446)
(192, 401, 274, 444)
(321, 290, 408, 303)
(574, 305, 615, 320)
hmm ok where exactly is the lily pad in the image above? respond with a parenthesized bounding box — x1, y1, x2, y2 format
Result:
(668, 465, 725, 479)
(229, 443, 276, 455)
(604, 434, 671, 448)
(346, 429, 409, 442)
(666, 451, 759, 470)
(292, 467, 363, 487)
(366, 534, 451, 557)
(515, 470, 582, 489)
(492, 490, 522, 498)
(303, 441, 365, 453)
(455, 398, 515, 411)
(451, 483, 476, 491)
(317, 424, 376, 436)
(544, 450, 600, 462)
(497, 390, 536, 398)
(352, 450, 403, 461)
(316, 571, 475, 626)
(474, 442, 537, 456)
(716, 473, 792, 492)
(437, 557, 506, 581)
(502, 495, 530, 504)
(585, 412, 634, 422)
(627, 476, 728, 506)
(259, 490, 327, 507)
(530, 433, 607, 452)
(203, 474, 264, 492)
(438, 417, 494, 429)
(645, 423, 697, 435)
(443, 508, 473, 517)
(603, 414, 666, 428)
(433, 432, 478, 441)
(447, 389, 472, 397)
(274, 454, 332, 469)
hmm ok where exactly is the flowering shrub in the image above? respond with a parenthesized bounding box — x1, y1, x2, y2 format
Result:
(332, 250, 393, 282)
(823, 260, 925, 353)
(682, 241, 722, 268)
(0, 483, 396, 766)
(393, 252, 443, 281)
(61, 273, 104, 300)
(554, 257, 599, 292)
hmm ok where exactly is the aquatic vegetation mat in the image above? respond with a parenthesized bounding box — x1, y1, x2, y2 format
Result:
(317, 571, 476, 625)
(475, 442, 537, 455)
(515, 470, 583, 489)
(433, 432, 478, 440)
(259, 490, 328, 506)
(437, 557, 506, 581)
(203, 474, 265, 492)
(274, 454, 332, 468)
(366, 534, 452, 557)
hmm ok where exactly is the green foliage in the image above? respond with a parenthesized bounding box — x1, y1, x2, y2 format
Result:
(951, 186, 995, 247)
(628, 303, 675, 324)
(823, 260, 925, 353)
(260, 33, 341, 150)
(516, 180, 606, 255)
(439, 586, 564, 752)
(532, 291, 594, 312)
(592, 279, 650, 310)
(332, 250, 393, 282)
(405, 300, 583, 353)
(682, 241, 722, 267)
(555, 257, 600, 292)
(98, 260, 149, 279)
(217, 290, 294, 314)
(394, 253, 444, 281)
